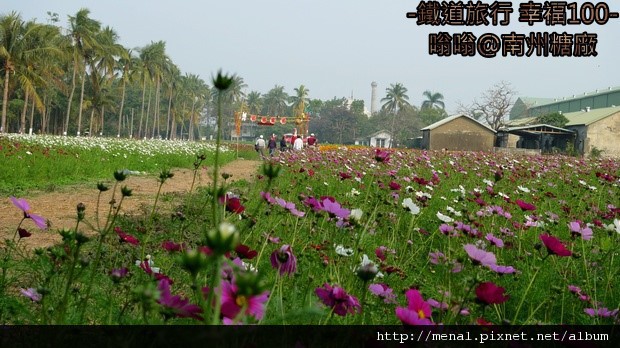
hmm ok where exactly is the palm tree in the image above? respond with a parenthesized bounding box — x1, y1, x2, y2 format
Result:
(421, 90, 445, 110)
(381, 83, 410, 114)
(263, 85, 289, 116)
(289, 84, 309, 115)
(137, 41, 167, 138)
(65, 8, 102, 136)
(163, 63, 180, 139)
(246, 91, 263, 114)
(0, 13, 61, 133)
(381, 83, 410, 148)
(0, 12, 23, 133)
(115, 48, 135, 137)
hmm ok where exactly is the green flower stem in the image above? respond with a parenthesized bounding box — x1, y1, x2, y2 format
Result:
(211, 92, 224, 228)
(511, 266, 541, 324)
(55, 242, 83, 323)
(209, 256, 224, 325)
(78, 194, 126, 322)
(141, 179, 165, 261)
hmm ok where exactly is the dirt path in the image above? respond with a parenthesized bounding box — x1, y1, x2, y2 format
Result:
(1, 159, 262, 249)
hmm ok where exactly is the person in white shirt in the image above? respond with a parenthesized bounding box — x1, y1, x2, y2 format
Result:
(255, 135, 266, 159)
(293, 136, 304, 151)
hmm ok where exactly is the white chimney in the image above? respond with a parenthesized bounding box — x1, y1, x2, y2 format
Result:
(370, 81, 378, 115)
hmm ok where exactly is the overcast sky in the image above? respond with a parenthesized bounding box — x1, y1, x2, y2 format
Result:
(9, 0, 620, 114)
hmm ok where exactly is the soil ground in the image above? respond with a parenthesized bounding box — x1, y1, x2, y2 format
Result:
(1, 159, 261, 249)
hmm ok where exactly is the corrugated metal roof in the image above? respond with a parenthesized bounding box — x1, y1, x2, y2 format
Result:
(505, 117, 538, 126)
(564, 105, 620, 126)
(421, 114, 496, 133)
(518, 97, 556, 107)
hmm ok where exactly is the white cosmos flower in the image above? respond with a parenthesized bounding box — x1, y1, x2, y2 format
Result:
(402, 198, 420, 215)
(605, 219, 620, 234)
(437, 212, 454, 223)
(483, 179, 494, 187)
(335, 244, 354, 256)
(446, 206, 462, 217)
(579, 180, 587, 186)
(350, 208, 363, 222)
(518, 186, 530, 193)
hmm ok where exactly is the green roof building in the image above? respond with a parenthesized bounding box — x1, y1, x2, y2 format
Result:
(510, 86, 620, 119)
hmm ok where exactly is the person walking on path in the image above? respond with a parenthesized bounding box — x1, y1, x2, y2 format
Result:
(293, 136, 304, 151)
(268, 134, 277, 157)
(307, 133, 317, 148)
(280, 135, 288, 153)
(255, 135, 266, 159)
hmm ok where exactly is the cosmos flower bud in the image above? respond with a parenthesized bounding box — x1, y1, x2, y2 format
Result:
(113, 170, 127, 182)
(261, 162, 281, 179)
(179, 249, 209, 277)
(121, 186, 133, 197)
(97, 182, 109, 192)
(159, 169, 174, 183)
(212, 70, 234, 91)
(77, 202, 86, 221)
(235, 270, 267, 297)
(206, 222, 239, 255)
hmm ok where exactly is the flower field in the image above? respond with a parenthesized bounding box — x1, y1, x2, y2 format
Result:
(2, 143, 619, 326)
(0, 134, 242, 194)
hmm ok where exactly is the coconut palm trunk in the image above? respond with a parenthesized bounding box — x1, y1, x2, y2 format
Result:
(19, 89, 30, 134)
(117, 79, 126, 137)
(76, 68, 87, 136)
(1, 68, 11, 133)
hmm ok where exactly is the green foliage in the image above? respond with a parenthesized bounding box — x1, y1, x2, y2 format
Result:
(589, 146, 604, 158)
(535, 112, 569, 128)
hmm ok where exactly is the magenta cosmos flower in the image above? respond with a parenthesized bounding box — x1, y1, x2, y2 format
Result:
(10, 197, 47, 230)
(539, 234, 572, 257)
(515, 199, 536, 211)
(475, 282, 509, 305)
(157, 278, 203, 320)
(270, 244, 297, 276)
(220, 280, 269, 322)
(114, 227, 139, 246)
(315, 283, 361, 316)
(395, 289, 433, 325)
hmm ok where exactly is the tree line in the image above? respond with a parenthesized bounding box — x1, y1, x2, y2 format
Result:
(1, 9, 451, 145)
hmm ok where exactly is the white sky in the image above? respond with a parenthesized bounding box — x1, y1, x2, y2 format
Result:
(9, 0, 620, 114)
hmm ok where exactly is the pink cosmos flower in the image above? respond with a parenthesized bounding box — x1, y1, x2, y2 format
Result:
(10, 197, 47, 230)
(220, 280, 270, 321)
(20, 288, 42, 302)
(488, 264, 517, 274)
(485, 233, 504, 248)
(427, 298, 449, 310)
(568, 221, 593, 240)
(475, 282, 509, 305)
(368, 283, 397, 304)
(315, 283, 361, 316)
(395, 289, 433, 325)
(584, 307, 619, 318)
(374, 149, 390, 163)
(157, 278, 203, 320)
(429, 251, 447, 265)
(270, 244, 297, 276)
(463, 244, 497, 267)
(539, 234, 572, 257)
